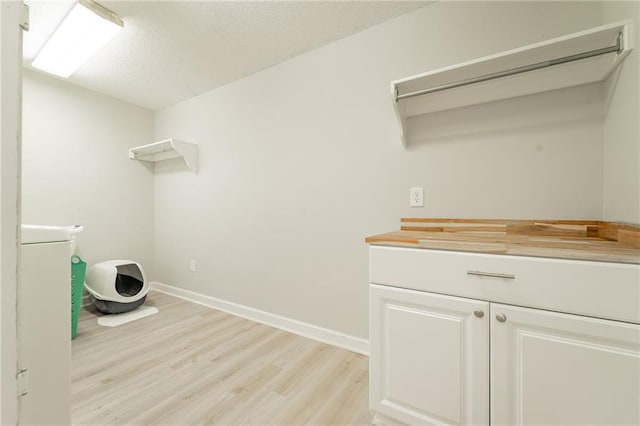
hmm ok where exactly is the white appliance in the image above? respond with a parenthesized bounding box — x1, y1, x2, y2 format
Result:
(19, 225, 72, 425)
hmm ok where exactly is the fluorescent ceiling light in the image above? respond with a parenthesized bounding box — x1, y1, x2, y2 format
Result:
(31, 0, 123, 78)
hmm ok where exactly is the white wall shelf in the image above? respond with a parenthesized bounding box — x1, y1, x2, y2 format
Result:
(129, 139, 198, 172)
(392, 21, 633, 146)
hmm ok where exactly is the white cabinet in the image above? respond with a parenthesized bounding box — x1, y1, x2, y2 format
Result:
(370, 285, 489, 425)
(19, 239, 71, 425)
(369, 246, 640, 426)
(491, 304, 640, 426)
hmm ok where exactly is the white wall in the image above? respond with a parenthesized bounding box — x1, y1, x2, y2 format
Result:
(153, 1, 606, 340)
(602, 0, 640, 223)
(22, 70, 155, 273)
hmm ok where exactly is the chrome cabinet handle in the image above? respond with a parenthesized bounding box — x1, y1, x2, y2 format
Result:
(474, 310, 484, 318)
(496, 313, 507, 323)
(467, 270, 515, 280)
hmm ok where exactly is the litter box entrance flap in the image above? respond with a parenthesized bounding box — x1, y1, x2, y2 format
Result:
(115, 263, 144, 297)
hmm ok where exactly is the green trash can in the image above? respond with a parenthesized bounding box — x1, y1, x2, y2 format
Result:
(71, 255, 87, 339)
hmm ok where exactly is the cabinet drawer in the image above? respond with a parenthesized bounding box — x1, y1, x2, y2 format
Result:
(369, 246, 640, 324)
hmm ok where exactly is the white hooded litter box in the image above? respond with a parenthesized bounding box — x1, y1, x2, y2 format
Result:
(85, 260, 149, 314)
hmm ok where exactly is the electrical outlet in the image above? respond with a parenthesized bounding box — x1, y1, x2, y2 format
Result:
(410, 187, 424, 207)
(190, 259, 197, 272)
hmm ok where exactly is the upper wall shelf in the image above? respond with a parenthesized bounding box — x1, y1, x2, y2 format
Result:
(392, 21, 634, 146)
(129, 139, 198, 173)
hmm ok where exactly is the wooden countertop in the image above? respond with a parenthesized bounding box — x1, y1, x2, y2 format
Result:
(365, 219, 640, 264)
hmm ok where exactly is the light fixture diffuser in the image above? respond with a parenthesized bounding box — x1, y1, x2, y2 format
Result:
(31, 0, 123, 78)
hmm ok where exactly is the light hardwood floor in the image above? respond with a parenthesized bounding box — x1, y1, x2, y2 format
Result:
(72, 291, 373, 425)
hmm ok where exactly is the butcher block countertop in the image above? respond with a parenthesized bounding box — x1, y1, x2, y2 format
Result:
(365, 219, 640, 264)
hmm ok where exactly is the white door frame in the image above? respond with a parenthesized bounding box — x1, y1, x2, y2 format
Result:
(1, 1, 24, 424)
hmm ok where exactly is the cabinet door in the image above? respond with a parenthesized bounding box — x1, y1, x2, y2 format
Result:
(491, 303, 640, 426)
(370, 284, 489, 425)
(19, 242, 71, 425)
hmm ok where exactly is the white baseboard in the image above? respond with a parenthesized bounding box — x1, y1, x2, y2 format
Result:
(81, 294, 92, 308)
(151, 281, 370, 356)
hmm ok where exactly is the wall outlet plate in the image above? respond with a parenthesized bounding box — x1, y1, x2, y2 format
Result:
(410, 187, 424, 207)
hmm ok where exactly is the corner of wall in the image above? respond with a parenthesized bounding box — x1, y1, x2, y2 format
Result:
(601, 1, 640, 224)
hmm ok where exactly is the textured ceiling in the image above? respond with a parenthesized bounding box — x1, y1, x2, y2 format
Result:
(23, 1, 427, 111)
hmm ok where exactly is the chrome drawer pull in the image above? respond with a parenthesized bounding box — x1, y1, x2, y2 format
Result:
(467, 270, 516, 280)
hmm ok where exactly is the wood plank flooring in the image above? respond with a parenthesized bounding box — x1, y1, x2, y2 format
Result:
(72, 291, 372, 425)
